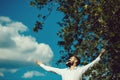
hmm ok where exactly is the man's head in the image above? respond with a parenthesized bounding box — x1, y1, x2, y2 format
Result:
(66, 55, 80, 67)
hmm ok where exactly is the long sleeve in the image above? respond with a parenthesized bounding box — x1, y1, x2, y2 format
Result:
(81, 56, 101, 74)
(39, 64, 63, 75)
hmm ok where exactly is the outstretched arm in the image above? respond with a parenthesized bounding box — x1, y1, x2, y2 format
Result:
(36, 60, 63, 75)
(81, 49, 106, 74)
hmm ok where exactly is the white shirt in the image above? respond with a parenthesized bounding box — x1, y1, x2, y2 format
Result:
(40, 56, 100, 80)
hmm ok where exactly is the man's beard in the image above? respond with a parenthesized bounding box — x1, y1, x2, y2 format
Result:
(66, 61, 74, 67)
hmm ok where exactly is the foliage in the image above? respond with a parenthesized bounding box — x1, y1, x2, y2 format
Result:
(30, 0, 120, 79)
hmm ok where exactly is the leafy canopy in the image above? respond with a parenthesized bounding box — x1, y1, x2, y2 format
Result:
(30, 0, 120, 79)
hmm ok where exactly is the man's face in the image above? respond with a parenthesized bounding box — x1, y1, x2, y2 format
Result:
(69, 56, 78, 63)
(66, 56, 78, 67)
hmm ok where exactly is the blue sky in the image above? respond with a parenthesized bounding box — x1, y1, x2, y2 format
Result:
(0, 0, 64, 80)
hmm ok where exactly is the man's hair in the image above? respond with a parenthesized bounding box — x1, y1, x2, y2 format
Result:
(68, 55, 80, 66)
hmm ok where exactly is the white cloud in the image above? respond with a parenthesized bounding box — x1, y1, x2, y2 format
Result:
(0, 16, 54, 65)
(0, 72, 4, 77)
(9, 69, 18, 73)
(0, 68, 18, 73)
(22, 71, 44, 78)
(0, 16, 11, 23)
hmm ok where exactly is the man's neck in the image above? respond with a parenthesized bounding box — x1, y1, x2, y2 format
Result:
(69, 64, 77, 70)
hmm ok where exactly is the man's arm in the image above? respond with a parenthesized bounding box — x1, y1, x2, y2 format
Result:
(81, 49, 106, 74)
(36, 60, 63, 75)
(98, 48, 106, 58)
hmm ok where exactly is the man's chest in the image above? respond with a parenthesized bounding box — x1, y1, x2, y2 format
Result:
(62, 69, 81, 78)
(61, 70, 82, 80)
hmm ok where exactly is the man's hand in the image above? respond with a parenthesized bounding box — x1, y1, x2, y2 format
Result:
(99, 48, 106, 58)
(36, 60, 42, 65)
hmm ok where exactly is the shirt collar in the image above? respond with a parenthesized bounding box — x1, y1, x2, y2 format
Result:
(67, 67, 78, 70)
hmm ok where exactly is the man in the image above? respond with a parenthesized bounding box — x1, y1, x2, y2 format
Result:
(36, 49, 106, 80)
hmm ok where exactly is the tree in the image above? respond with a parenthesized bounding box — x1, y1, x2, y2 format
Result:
(30, 0, 120, 79)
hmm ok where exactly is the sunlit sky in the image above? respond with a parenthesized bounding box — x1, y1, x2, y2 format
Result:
(0, 0, 64, 80)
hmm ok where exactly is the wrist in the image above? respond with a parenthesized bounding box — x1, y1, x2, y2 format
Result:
(99, 53, 102, 58)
